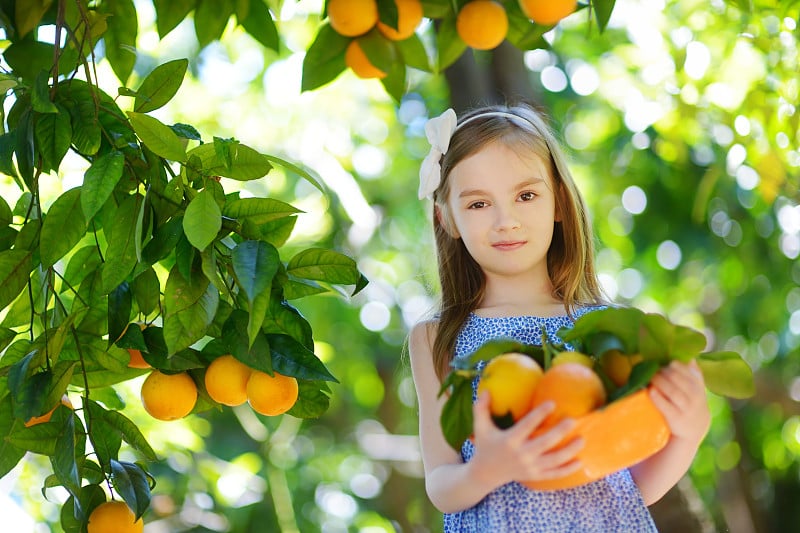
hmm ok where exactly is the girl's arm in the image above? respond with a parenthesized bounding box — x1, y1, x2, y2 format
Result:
(629, 360, 711, 505)
(408, 321, 583, 514)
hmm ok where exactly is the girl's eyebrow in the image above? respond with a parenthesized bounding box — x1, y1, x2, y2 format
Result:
(457, 178, 546, 198)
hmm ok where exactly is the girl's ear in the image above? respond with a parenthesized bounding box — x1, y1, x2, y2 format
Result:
(435, 204, 460, 238)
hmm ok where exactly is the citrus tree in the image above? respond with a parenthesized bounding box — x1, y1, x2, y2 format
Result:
(0, 1, 370, 530)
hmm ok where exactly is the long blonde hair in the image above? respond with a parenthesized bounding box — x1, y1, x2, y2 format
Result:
(430, 104, 605, 382)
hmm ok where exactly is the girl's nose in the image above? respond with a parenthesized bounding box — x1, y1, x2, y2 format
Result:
(493, 206, 521, 231)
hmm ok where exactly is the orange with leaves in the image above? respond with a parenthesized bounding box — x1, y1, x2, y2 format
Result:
(24, 394, 73, 427)
(519, 0, 578, 26)
(345, 40, 387, 79)
(141, 370, 197, 421)
(247, 370, 299, 416)
(87, 501, 143, 533)
(476, 352, 543, 426)
(327, 0, 379, 37)
(456, 0, 509, 50)
(377, 0, 424, 41)
(530, 362, 606, 429)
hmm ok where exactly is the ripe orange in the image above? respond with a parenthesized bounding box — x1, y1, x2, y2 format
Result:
(530, 362, 606, 428)
(327, 0, 379, 37)
(87, 500, 144, 533)
(599, 350, 644, 387)
(246, 370, 299, 416)
(204, 355, 253, 406)
(519, 0, 577, 26)
(24, 394, 73, 427)
(456, 0, 508, 50)
(345, 40, 387, 79)
(477, 352, 543, 425)
(377, 0, 424, 41)
(551, 351, 594, 369)
(141, 370, 197, 421)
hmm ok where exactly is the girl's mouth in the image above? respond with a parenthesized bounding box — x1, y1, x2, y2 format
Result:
(492, 240, 526, 251)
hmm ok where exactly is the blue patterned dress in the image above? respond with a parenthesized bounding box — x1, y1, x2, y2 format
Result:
(443, 310, 658, 533)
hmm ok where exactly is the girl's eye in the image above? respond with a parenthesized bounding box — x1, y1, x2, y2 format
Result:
(468, 201, 487, 209)
(519, 191, 536, 201)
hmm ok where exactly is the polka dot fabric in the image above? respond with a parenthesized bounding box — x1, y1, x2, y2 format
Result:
(442, 309, 658, 532)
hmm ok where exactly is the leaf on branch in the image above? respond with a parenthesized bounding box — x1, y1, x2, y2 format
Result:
(81, 151, 125, 222)
(127, 112, 188, 162)
(0, 249, 34, 309)
(164, 263, 219, 355)
(134, 58, 189, 113)
(267, 333, 338, 383)
(110, 460, 152, 520)
(238, 0, 279, 51)
(301, 24, 348, 92)
(183, 189, 222, 251)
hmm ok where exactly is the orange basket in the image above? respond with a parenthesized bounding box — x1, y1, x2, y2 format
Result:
(522, 389, 670, 491)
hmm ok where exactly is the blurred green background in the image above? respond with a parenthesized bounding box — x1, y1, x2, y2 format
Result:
(1, 0, 798, 531)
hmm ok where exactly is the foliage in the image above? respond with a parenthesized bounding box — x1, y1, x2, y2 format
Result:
(0, 0, 366, 529)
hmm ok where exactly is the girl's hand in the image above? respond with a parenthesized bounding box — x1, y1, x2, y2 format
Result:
(468, 392, 584, 489)
(648, 360, 710, 444)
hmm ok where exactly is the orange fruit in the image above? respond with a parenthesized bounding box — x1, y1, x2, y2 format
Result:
(120, 323, 150, 369)
(377, 0, 424, 41)
(456, 0, 508, 50)
(327, 0, 379, 37)
(551, 351, 594, 369)
(87, 500, 144, 533)
(519, 0, 577, 25)
(141, 371, 197, 421)
(530, 362, 606, 428)
(204, 355, 253, 406)
(246, 370, 299, 416)
(599, 350, 644, 387)
(345, 40, 387, 79)
(477, 352, 543, 425)
(24, 394, 73, 427)
(522, 389, 670, 490)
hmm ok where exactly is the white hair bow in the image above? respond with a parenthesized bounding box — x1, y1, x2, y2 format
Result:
(418, 108, 457, 200)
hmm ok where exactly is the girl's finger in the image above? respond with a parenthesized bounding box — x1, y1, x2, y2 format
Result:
(509, 400, 556, 439)
(526, 417, 578, 452)
(472, 391, 494, 435)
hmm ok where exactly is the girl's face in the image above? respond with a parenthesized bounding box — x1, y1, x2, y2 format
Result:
(443, 141, 558, 281)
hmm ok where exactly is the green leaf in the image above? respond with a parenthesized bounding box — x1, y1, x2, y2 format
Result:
(101, 195, 142, 294)
(127, 111, 188, 162)
(283, 278, 327, 299)
(286, 380, 331, 419)
(81, 151, 125, 222)
(242, 215, 297, 247)
(141, 216, 184, 264)
(592, 0, 616, 32)
(0, 395, 27, 478)
(85, 400, 123, 466)
(232, 240, 280, 345)
(287, 248, 362, 285)
(183, 188, 222, 251)
(40, 188, 87, 268)
(638, 313, 707, 362)
(61, 484, 106, 530)
(560, 307, 644, 354)
(439, 374, 474, 450)
(262, 298, 314, 349)
(100, 0, 138, 83)
(262, 154, 324, 192)
(436, 17, 467, 71)
(163, 263, 219, 354)
(238, 0, 279, 51)
(50, 411, 80, 496)
(195, 0, 235, 47)
(101, 411, 157, 460)
(223, 197, 303, 225)
(56, 80, 101, 155)
(186, 142, 272, 181)
(108, 282, 132, 348)
(111, 460, 152, 520)
(134, 58, 189, 113)
(267, 333, 338, 382)
(4, 39, 79, 81)
(32, 70, 58, 113)
(15, 107, 35, 188)
(396, 33, 432, 72)
(63, 245, 102, 287)
(0, 249, 34, 310)
(0, 132, 20, 183)
(15, 0, 54, 38)
(301, 24, 348, 92)
(152, 0, 195, 38)
(33, 104, 72, 173)
(221, 310, 273, 374)
(697, 351, 755, 399)
(131, 267, 160, 316)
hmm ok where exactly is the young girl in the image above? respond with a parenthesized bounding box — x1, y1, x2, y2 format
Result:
(408, 104, 711, 531)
